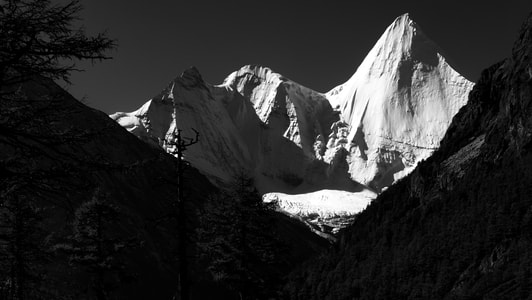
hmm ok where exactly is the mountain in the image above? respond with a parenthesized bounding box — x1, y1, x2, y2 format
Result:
(111, 14, 473, 235)
(326, 13, 473, 192)
(111, 65, 349, 193)
(285, 12, 532, 300)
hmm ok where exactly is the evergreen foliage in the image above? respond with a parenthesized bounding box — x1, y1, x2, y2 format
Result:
(0, 193, 48, 300)
(53, 189, 137, 300)
(0, 0, 115, 90)
(197, 173, 284, 299)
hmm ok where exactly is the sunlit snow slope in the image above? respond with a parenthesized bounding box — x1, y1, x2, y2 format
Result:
(111, 65, 352, 192)
(326, 13, 473, 191)
(264, 189, 377, 236)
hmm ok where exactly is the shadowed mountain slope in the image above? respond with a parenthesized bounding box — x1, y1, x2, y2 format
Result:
(0, 78, 327, 299)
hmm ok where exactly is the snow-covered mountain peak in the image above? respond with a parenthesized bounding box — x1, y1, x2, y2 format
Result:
(219, 65, 334, 151)
(364, 13, 438, 84)
(384, 13, 426, 44)
(220, 65, 285, 115)
(325, 14, 474, 191)
(391, 12, 417, 29)
(222, 65, 283, 87)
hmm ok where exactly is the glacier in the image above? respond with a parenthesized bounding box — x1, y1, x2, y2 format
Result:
(111, 13, 473, 235)
(264, 189, 377, 237)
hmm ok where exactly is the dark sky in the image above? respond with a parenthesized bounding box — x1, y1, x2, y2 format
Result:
(67, 0, 532, 114)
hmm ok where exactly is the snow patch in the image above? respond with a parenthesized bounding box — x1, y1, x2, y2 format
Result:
(264, 189, 377, 234)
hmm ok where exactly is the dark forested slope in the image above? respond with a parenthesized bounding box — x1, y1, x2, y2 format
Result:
(0, 78, 209, 299)
(0, 78, 327, 299)
(286, 12, 532, 300)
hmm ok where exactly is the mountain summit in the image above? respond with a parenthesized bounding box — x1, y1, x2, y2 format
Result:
(326, 13, 473, 191)
(111, 14, 473, 235)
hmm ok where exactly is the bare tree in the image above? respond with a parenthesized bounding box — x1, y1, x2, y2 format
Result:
(167, 128, 199, 300)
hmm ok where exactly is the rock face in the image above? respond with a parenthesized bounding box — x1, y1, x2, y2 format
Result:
(219, 66, 342, 191)
(285, 12, 532, 300)
(326, 13, 473, 191)
(111, 14, 473, 234)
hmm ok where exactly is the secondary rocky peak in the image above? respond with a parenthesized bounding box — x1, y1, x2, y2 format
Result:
(238, 64, 279, 79)
(173, 66, 206, 89)
(221, 65, 284, 104)
(223, 65, 281, 84)
(182, 65, 202, 78)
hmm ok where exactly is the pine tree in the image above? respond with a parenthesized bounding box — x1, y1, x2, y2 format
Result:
(54, 188, 136, 300)
(0, 0, 115, 91)
(197, 173, 282, 299)
(0, 192, 48, 300)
